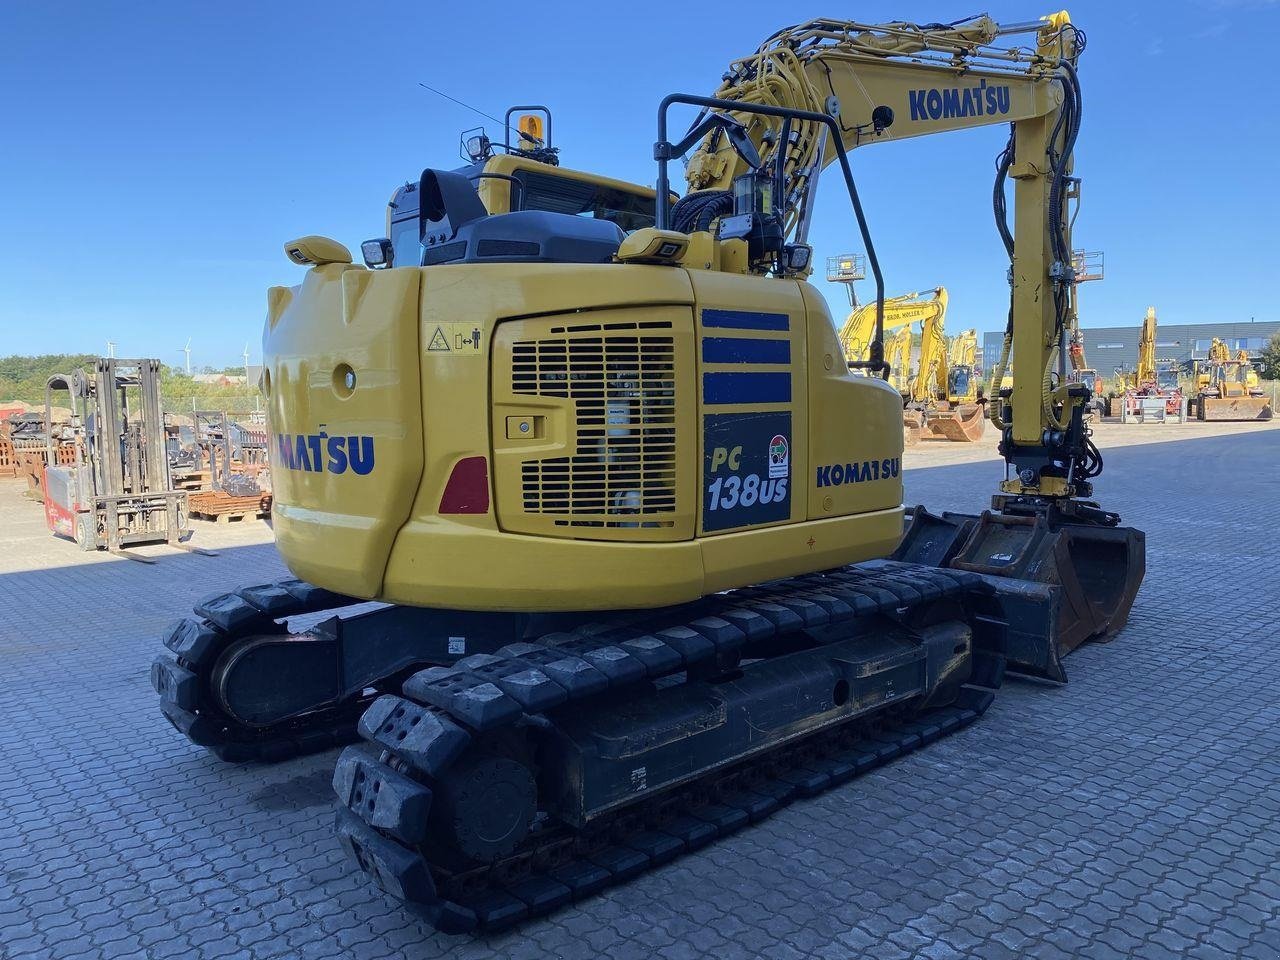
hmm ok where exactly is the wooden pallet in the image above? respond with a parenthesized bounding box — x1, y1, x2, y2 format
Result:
(188, 490, 273, 523)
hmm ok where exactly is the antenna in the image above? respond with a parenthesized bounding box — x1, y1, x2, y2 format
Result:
(182, 337, 192, 375)
(417, 82, 537, 145)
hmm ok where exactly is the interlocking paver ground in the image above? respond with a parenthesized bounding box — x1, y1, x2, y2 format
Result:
(0, 421, 1276, 959)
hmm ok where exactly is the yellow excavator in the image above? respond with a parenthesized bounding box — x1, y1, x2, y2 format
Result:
(840, 291, 982, 442)
(928, 328, 987, 441)
(1115, 306, 1181, 418)
(152, 11, 1144, 932)
(1188, 338, 1273, 421)
(884, 325, 913, 395)
(838, 287, 947, 442)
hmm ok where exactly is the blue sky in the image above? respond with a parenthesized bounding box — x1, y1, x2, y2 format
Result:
(3, 0, 1277, 368)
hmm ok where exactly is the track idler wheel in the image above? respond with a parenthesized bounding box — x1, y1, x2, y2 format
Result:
(426, 752, 537, 870)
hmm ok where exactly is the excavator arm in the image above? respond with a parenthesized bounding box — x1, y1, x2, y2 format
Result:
(911, 295, 949, 405)
(837, 287, 946, 368)
(669, 12, 1093, 500)
(1137, 307, 1158, 385)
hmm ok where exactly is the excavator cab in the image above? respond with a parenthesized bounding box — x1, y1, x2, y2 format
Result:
(946, 364, 975, 403)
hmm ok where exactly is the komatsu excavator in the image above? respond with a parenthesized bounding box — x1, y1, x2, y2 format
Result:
(884, 325, 913, 396)
(838, 287, 947, 441)
(927, 327, 987, 441)
(151, 11, 1144, 932)
(843, 293, 983, 442)
(1117, 306, 1182, 418)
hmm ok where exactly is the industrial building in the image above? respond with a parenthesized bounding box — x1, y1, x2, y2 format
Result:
(981, 320, 1280, 376)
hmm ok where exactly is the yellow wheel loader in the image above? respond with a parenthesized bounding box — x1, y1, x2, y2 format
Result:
(1185, 339, 1272, 421)
(152, 12, 1143, 933)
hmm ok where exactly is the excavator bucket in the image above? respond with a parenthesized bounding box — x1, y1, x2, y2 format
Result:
(894, 504, 1145, 683)
(926, 404, 986, 442)
(903, 409, 925, 445)
(1197, 396, 1273, 422)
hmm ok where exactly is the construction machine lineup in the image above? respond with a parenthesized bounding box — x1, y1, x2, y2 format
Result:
(835, 287, 985, 442)
(1100, 308, 1272, 423)
(145, 7, 1280, 935)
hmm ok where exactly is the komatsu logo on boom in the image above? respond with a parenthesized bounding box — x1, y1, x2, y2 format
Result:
(909, 79, 1011, 122)
(275, 430, 374, 475)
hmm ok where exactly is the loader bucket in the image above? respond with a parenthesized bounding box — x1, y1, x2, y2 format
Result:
(1197, 396, 1273, 421)
(926, 404, 986, 442)
(893, 504, 1145, 683)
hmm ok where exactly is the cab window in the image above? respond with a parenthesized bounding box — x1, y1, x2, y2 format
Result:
(512, 170, 656, 233)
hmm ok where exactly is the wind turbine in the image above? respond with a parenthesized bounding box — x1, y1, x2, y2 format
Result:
(243, 342, 251, 380)
(182, 337, 192, 374)
(106, 340, 116, 358)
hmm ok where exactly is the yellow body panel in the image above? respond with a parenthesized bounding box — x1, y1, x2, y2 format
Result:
(264, 264, 423, 596)
(263, 257, 903, 611)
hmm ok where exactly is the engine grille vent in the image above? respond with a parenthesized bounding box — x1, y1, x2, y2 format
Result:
(513, 321, 677, 528)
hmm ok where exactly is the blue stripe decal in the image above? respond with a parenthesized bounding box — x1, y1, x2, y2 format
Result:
(703, 372, 792, 405)
(702, 309, 790, 331)
(701, 337, 791, 365)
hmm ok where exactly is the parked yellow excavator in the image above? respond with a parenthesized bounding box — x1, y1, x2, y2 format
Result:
(840, 291, 982, 441)
(928, 328, 987, 441)
(152, 10, 1143, 932)
(838, 287, 947, 442)
(1113, 306, 1182, 418)
(884, 325, 913, 395)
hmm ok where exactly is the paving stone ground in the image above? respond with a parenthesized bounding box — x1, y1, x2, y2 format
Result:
(0, 422, 1277, 960)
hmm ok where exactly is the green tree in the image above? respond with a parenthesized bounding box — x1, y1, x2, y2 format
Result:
(1259, 332, 1280, 381)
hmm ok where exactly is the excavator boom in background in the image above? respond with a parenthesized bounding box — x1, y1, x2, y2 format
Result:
(152, 10, 1144, 933)
(1114, 306, 1183, 420)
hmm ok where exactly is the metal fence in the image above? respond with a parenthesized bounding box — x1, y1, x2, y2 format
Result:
(163, 395, 264, 419)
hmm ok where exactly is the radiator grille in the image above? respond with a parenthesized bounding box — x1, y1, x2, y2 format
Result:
(513, 320, 677, 528)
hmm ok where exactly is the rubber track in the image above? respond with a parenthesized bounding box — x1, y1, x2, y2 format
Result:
(151, 578, 374, 762)
(333, 561, 1004, 933)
